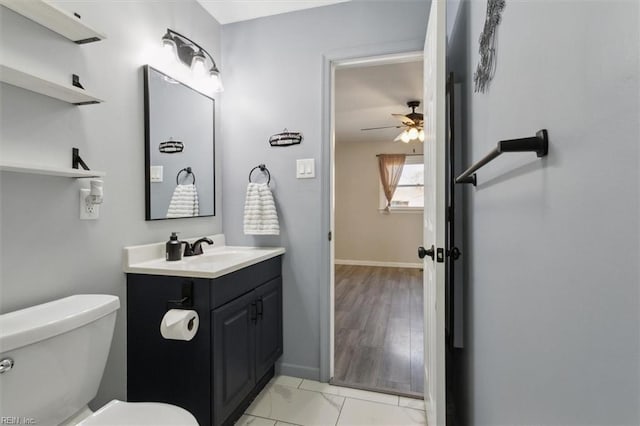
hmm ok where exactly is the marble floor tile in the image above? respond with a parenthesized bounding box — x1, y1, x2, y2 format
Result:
(299, 380, 399, 406)
(245, 383, 344, 426)
(270, 375, 304, 388)
(235, 415, 276, 426)
(337, 398, 426, 426)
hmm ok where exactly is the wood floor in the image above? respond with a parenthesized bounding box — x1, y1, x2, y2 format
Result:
(333, 264, 424, 396)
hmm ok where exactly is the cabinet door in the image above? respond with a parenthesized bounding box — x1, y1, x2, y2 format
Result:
(212, 290, 256, 425)
(254, 277, 283, 379)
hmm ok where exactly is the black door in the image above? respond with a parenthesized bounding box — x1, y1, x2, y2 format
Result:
(254, 277, 283, 379)
(212, 290, 256, 425)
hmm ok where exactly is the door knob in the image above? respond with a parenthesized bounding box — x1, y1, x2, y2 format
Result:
(418, 245, 435, 260)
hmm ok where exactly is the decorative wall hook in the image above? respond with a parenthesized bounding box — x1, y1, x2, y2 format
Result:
(473, 0, 506, 93)
(269, 129, 303, 147)
(159, 138, 184, 154)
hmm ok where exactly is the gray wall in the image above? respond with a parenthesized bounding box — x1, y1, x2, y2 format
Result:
(221, 0, 430, 378)
(448, 1, 640, 424)
(335, 139, 423, 265)
(0, 1, 222, 408)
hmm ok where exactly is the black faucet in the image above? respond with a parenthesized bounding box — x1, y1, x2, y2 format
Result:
(183, 237, 214, 257)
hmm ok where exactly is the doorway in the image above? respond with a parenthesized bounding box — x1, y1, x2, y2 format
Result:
(329, 53, 425, 397)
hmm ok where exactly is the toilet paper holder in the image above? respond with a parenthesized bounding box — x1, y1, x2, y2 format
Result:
(166, 281, 194, 309)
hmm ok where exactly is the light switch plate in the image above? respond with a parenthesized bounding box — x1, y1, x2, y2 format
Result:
(150, 165, 163, 183)
(296, 158, 315, 179)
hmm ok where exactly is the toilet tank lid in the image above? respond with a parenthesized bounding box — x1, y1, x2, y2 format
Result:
(0, 295, 120, 353)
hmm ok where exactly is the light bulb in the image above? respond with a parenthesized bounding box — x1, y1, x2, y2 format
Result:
(418, 129, 425, 142)
(401, 130, 411, 143)
(161, 31, 177, 60)
(209, 70, 224, 92)
(191, 50, 207, 76)
(408, 127, 419, 140)
(163, 41, 176, 55)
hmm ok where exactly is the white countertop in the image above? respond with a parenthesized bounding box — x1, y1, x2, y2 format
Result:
(123, 234, 285, 279)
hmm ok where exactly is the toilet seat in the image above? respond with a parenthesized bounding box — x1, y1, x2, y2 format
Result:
(77, 400, 198, 425)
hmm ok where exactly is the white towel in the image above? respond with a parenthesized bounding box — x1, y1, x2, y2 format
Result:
(243, 182, 280, 235)
(167, 184, 199, 218)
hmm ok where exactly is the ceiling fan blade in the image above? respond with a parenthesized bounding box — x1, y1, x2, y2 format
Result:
(360, 125, 403, 131)
(392, 114, 415, 126)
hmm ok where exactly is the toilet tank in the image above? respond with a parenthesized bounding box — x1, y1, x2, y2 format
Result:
(0, 295, 120, 426)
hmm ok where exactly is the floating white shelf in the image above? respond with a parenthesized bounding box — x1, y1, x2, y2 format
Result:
(0, 0, 105, 44)
(0, 161, 105, 178)
(0, 64, 103, 105)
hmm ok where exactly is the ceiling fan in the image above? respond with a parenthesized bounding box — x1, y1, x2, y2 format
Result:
(361, 100, 425, 143)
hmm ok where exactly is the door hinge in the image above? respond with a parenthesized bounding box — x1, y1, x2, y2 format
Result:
(436, 247, 445, 263)
(328, 231, 332, 241)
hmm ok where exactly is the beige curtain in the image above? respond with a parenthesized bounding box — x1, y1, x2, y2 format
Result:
(378, 154, 406, 211)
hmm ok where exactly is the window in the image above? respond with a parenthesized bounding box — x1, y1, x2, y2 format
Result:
(380, 155, 424, 211)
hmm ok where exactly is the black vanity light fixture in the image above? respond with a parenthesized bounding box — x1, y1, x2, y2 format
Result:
(161, 28, 223, 92)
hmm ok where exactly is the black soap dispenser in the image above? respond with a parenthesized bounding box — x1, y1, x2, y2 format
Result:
(166, 232, 183, 261)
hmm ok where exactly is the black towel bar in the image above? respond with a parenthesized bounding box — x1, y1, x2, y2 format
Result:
(456, 129, 548, 186)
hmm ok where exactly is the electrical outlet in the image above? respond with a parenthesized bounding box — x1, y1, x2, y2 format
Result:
(80, 188, 99, 220)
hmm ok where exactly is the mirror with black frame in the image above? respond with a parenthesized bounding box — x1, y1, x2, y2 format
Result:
(144, 65, 215, 220)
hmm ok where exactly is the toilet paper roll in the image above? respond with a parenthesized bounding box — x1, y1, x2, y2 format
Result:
(160, 309, 199, 341)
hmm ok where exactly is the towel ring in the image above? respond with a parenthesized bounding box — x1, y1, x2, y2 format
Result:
(248, 164, 271, 185)
(176, 167, 196, 185)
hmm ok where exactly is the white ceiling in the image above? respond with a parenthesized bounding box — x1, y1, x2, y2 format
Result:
(335, 60, 423, 144)
(196, 0, 351, 25)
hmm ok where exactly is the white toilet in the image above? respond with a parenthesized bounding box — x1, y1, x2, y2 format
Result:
(0, 295, 198, 426)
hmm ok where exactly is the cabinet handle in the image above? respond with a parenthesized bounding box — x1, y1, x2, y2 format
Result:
(256, 299, 263, 318)
(250, 302, 257, 323)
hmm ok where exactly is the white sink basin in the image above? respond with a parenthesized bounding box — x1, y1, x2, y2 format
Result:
(123, 236, 285, 279)
(184, 249, 255, 265)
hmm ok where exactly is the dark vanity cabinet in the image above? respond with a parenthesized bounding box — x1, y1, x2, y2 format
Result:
(127, 256, 283, 426)
(212, 277, 282, 425)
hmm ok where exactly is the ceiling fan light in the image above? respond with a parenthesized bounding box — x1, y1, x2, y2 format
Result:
(418, 129, 425, 142)
(400, 130, 411, 143)
(408, 127, 419, 140)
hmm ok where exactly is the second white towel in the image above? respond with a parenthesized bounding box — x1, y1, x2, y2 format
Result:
(167, 184, 200, 218)
(243, 182, 280, 235)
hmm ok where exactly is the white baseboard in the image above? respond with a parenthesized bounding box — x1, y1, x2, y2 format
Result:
(334, 259, 422, 269)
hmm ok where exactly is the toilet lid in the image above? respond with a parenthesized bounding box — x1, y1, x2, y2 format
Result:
(77, 400, 199, 426)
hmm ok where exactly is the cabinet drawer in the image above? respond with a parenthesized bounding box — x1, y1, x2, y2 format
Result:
(211, 256, 282, 309)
